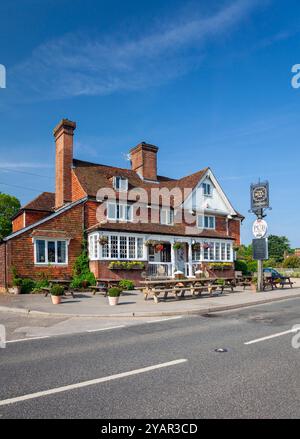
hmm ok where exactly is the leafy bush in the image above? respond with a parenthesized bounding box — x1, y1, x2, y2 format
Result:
(12, 277, 22, 287)
(108, 287, 122, 297)
(119, 279, 135, 290)
(246, 260, 258, 274)
(20, 278, 36, 294)
(282, 256, 300, 268)
(234, 260, 248, 275)
(50, 285, 64, 296)
(71, 244, 96, 289)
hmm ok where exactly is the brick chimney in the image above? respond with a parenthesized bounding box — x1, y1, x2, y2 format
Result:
(130, 142, 158, 181)
(53, 119, 76, 209)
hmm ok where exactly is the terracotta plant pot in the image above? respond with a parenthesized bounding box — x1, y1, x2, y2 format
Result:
(108, 296, 120, 306)
(51, 295, 62, 305)
(250, 283, 257, 292)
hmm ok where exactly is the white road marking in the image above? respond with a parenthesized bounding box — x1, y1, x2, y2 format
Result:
(7, 336, 49, 344)
(147, 316, 183, 323)
(245, 328, 298, 345)
(86, 325, 125, 333)
(0, 359, 188, 407)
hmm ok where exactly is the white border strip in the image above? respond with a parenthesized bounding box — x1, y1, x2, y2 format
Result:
(0, 359, 188, 407)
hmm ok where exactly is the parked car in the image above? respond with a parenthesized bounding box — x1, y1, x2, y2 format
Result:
(263, 268, 284, 279)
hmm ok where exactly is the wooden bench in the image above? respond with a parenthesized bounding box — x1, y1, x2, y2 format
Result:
(263, 276, 294, 290)
(90, 285, 108, 296)
(142, 281, 227, 303)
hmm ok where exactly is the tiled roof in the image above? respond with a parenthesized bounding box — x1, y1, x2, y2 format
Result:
(87, 221, 235, 240)
(22, 192, 55, 212)
(72, 159, 208, 207)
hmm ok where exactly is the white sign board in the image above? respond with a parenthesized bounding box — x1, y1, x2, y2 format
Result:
(252, 219, 268, 239)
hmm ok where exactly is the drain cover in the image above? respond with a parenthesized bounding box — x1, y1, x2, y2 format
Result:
(215, 348, 228, 353)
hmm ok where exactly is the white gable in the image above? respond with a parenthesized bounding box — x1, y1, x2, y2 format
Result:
(183, 169, 237, 216)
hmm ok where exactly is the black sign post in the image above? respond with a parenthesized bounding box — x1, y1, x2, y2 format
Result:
(250, 181, 271, 291)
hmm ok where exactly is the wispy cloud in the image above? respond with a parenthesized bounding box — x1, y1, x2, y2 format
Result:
(10, 0, 261, 102)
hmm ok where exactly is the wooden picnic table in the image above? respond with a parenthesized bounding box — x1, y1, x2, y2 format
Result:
(140, 277, 236, 304)
(43, 279, 74, 298)
(91, 278, 120, 296)
(263, 275, 294, 291)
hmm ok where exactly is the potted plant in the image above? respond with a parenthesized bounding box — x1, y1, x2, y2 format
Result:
(251, 276, 258, 292)
(50, 285, 64, 304)
(173, 242, 184, 250)
(108, 287, 122, 305)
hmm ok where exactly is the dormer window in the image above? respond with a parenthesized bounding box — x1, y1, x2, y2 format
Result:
(113, 176, 128, 192)
(202, 182, 212, 197)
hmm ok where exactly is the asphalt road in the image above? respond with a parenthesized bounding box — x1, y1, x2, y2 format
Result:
(0, 298, 300, 419)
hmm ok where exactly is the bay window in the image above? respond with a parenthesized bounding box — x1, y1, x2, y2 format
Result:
(34, 239, 68, 265)
(89, 234, 145, 260)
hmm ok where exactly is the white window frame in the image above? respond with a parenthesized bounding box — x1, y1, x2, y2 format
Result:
(89, 232, 146, 261)
(197, 215, 216, 230)
(113, 176, 128, 192)
(191, 240, 233, 263)
(107, 202, 133, 222)
(160, 208, 174, 225)
(34, 238, 69, 265)
(202, 182, 212, 197)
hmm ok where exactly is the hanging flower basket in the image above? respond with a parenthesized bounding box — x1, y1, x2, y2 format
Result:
(99, 235, 108, 246)
(173, 242, 184, 250)
(145, 239, 168, 247)
(155, 244, 164, 253)
(192, 243, 201, 251)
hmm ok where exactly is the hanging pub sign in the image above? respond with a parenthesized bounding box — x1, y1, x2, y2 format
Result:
(250, 181, 269, 211)
(252, 238, 269, 261)
(252, 218, 268, 239)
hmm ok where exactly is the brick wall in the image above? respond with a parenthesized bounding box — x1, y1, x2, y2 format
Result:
(5, 203, 84, 286)
(130, 143, 158, 181)
(0, 243, 6, 291)
(12, 214, 24, 232)
(228, 219, 241, 245)
(89, 260, 147, 286)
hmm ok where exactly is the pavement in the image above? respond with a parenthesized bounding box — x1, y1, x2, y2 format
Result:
(1, 280, 300, 319)
(0, 297, 300, 419)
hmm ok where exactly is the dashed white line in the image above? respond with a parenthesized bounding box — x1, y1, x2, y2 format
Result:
(0, 359, 188, 407)
(86, 325, 125, 333)
(244, 328, 298, 345)
(147, 316, 183, 323)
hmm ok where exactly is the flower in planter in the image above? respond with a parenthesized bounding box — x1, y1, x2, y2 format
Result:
(155, 244, 164, 253)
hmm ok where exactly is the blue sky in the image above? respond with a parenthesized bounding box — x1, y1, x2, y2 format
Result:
(0, 0, 300, 246)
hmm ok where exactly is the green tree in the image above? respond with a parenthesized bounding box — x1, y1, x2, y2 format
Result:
(0, 193, 21, 240)
(236, 244, 253, 261)
(282, 255, 300, 269)
(268, 235, 291, 263)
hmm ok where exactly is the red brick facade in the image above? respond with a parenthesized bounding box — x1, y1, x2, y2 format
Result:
(2, 203, 84, 288)
(130, 143, 158, 181)
(0, 118, 243, 290)
(54, 119, 76, 209)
